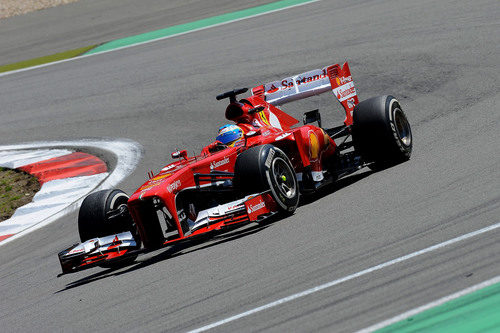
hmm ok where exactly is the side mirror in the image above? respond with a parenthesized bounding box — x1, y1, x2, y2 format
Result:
(172, 149, 188, 160)
(248, 105, 265, 115)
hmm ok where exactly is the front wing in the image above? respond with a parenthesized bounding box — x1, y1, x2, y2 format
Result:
(58, 192, 276, 275)
(58, 232, 140, 276)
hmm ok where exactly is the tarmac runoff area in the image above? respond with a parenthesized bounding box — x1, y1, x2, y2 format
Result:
(0, 139, 142, 246)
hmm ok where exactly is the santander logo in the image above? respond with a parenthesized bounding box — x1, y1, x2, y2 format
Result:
(267, 84, 279, 93)
(281, 69, 327, 90)
(210, 156, 230, 170)
(267, 69, 328, 93)
(333, 82, 356, 102)
(247, 200, 266, 214)
(336, 86, 356, 99)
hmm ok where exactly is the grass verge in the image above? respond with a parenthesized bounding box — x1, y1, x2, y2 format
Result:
(0, 167, 40, 221)
(0, 44, 97, 73)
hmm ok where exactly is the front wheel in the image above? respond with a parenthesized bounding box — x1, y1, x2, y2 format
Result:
(234, 145, 299, 214)
(352, 95, 412, 168)
(78, 189, 139, 266)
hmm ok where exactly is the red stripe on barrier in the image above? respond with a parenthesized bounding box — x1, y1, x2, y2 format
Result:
(0, 234, 14, 242)
(19, 152, 107, 184)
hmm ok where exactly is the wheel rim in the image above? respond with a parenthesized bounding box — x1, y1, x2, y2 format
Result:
(271, 158, 296, 199)
(394, 108, 412, 147)
(109, 192, 129, 210)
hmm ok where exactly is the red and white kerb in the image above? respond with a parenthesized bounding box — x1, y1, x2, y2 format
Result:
(0, 150, 108, 242)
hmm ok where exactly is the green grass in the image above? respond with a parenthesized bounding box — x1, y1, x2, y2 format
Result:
(0, 45, 97, 73)
(0, 168, 40, 221)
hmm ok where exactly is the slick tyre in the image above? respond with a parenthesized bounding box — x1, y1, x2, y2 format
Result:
(78, 189, 139, 266)
(78, 189, 132, 241)
(234, 144, 299, 214)
(352, 95, 412, 168)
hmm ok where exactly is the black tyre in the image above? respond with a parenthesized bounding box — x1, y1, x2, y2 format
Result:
(78, 189, 139, 266)
(78, 189, 134, 241)
(352, 95, 412, 167)
(234, 144, 299, 214)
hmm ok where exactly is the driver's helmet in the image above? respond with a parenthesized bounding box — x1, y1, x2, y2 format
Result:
(216, 124, 244, 147)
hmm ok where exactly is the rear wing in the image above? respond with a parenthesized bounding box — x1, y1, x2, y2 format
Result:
(252, 62, 359, 126)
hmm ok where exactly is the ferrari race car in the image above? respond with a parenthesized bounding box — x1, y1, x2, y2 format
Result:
(58, 61, 412, 275)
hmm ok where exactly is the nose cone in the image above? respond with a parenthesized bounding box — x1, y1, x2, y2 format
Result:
(130, 172, 179, 202)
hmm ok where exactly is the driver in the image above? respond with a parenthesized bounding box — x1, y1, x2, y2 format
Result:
(216, 124, 245, 147)
(202, 124, 244, 154)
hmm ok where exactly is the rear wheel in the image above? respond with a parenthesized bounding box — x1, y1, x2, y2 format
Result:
(352, 95, 412, 168)
(234, 145, 299, 214)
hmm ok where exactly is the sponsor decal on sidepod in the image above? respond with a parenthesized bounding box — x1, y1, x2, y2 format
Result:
(210, 156, 230, 170)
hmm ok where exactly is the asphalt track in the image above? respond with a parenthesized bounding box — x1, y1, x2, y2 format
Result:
(0, 0, 277, 65)
(0, 0, 499, 331)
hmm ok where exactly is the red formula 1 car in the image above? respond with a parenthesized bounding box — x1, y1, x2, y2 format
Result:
(58, 62, 413, 275)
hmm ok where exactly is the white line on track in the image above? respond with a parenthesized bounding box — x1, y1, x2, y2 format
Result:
(357, 275, 500, 333)
(188, 222, 500, 333)
(0, 138, 143, 247)
(0, 0, 323, 78)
